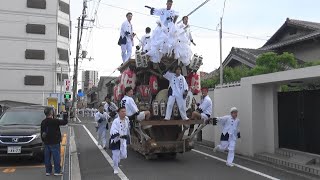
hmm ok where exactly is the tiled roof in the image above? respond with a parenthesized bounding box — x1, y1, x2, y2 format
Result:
(229, 48, 273, 65)
(260, 31, 320, 50)
(262, 18, 320, 49)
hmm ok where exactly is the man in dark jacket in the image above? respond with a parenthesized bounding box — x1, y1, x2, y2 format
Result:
(41, 107, 68, 176)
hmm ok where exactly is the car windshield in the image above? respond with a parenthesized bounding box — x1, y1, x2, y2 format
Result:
(0, 110, 45, 126)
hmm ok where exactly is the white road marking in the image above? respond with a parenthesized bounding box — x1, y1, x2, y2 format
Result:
(76, 117, 82, 123)
(82, 125, 129, 180)
(192, 149, 280, 180)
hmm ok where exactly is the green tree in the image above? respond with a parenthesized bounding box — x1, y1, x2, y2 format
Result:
(254, 52, 296, 73)
(224, 65, 250, 82)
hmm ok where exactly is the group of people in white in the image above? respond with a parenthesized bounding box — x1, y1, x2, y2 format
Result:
(118, 0, 196, 66)
(96, 0, 241, 174)
(93, 84, 240, 174)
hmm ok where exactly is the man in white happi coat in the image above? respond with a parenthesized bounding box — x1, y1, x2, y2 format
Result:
(188, 87, 212, 135)
(137, 27, 151, 52)
(213, 107, 241, 167)
(120, 87, 152, 129)
(104, 95, 118, 119)
(150, 0, 179, 27)
(94, 105, 110, 149)
(163, 66, 189, 120)
(179, 16, 196, 46)
(118, 12, 135, 62)
(109, 107, 130, 174)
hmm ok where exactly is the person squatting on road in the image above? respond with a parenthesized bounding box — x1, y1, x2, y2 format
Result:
(163, 66, 189, 120)
(104, 95, 119, 119)
(118, 12, 135, 63)
(213, 107, 241, 167)
(94, 105, 110, 149)
(188, 87, 213, 135)
(110, 107, 130, 175)
(41, 107, 68, 176)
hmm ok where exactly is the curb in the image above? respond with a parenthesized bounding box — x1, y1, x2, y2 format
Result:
(70, 127, 82, 180)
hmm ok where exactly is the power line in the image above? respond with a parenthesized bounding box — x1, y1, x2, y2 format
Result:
(190, 25, 268, 40)
(98, 1, 268, 41)
(100, 2, 156, 18)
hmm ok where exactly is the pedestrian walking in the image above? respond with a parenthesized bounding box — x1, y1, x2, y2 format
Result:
(41, 107, 68, 176)
(104, 95, 118, 119)
(213, 107, 241, 167)
(94, 105, 110, 149)
(110, 107, 130, 174)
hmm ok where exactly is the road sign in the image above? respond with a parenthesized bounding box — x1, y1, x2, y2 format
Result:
(64, 79, 71, 92)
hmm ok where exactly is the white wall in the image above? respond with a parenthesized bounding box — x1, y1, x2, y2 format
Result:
(203, 65, 320, 157)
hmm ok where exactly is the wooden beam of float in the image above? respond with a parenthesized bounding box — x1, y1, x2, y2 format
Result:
(139, 119, 204, 126)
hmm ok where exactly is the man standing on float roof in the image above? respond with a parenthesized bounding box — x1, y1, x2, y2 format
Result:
(150, 0, 179, 27)
(119, 12, 135, 62)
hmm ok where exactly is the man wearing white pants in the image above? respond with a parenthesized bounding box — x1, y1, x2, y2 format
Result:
(213, 107, 241, 167)
(94, 105, 110, 149)
(163, 66, 189, 120)
(119, 12, 135, 63)
(110, 107, 130, 174)
(188, 87, 212, 135)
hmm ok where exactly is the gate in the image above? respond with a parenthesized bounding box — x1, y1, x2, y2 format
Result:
(278, 89, 320, 155)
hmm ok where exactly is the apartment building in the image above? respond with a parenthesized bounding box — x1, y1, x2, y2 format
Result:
(0, 0, 71, 105)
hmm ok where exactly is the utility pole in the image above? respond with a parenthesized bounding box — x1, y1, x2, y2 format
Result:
(60, 64, 63, 113)
(72, 0, 89, 122)
(219, 17, 223, 85)
(72, 17, 81, 122)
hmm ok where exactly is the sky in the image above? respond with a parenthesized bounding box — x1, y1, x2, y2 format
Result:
(69, 0, 320, 79)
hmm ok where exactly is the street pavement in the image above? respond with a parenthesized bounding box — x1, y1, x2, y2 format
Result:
(0, 116, 316, 180)
(73, 116, 316, 180)
(0, 126, 69, 180)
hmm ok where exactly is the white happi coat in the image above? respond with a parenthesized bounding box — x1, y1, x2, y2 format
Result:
(120, 20, 134, 62)
(178, 23, 193, 45)
(218, 115, 240, 140)
(164, 71, 189, 120)
(104, 102, 118, 113)
(164, 72, 188, 97)
(120, 95, 139, 117)
(153, 8, 179, 27)
(120, 20, 133, 41)
(139, 33, 151, 52)
(110, 116, 130, 161)
(198, 95, 212, 120)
